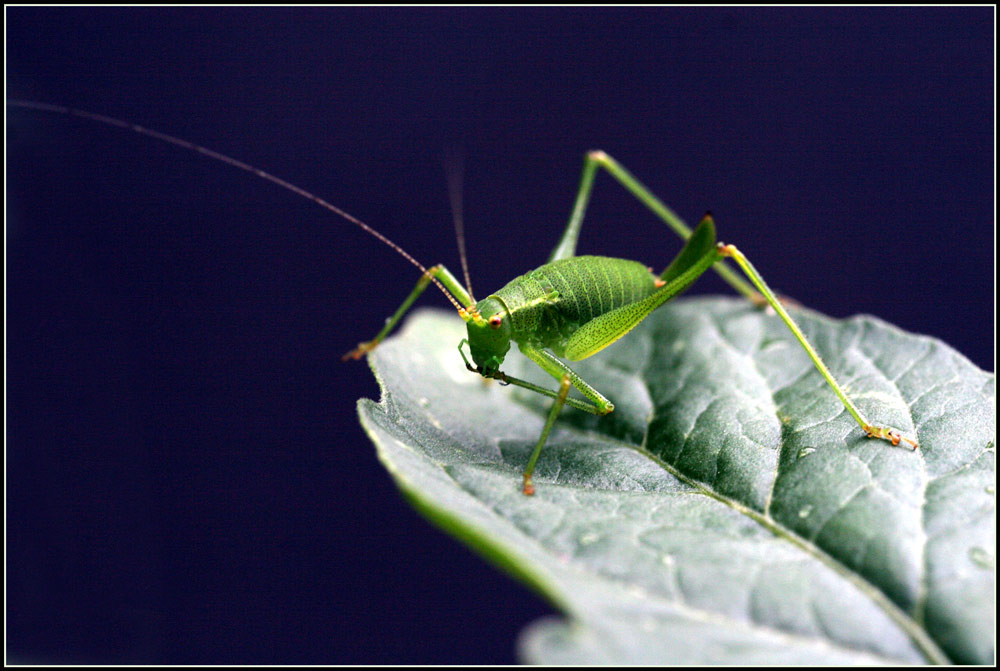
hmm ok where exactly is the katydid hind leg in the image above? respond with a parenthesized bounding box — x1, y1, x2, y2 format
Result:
(557, 192, 919, 451)
(549, 150, 758, 301)
(717, 242, 919, 449)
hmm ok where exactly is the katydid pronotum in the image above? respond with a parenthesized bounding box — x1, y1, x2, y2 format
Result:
(10, 100, 918, 497)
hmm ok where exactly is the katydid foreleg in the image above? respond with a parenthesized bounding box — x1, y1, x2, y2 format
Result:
(343, 264, 473, 361)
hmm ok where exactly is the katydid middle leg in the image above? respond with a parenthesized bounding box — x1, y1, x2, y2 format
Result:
(514, 344, 614, 495)
(522, 373, 573, 496)
(468, 341, 615, 495)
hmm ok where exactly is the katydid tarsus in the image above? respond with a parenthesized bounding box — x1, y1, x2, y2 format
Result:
(9, 100, 919, 497)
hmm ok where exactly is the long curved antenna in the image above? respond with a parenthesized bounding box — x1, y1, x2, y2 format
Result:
(443, 150, 475, 305)
(7, 99, 465, 312)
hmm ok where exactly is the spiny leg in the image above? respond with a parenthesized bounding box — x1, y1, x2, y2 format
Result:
(343, 264, 472, 360)
(718, 242, 919, 449)
(549, 151, 759, 302)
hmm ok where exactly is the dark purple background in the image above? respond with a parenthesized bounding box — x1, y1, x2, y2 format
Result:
(7, 7, 994, 664)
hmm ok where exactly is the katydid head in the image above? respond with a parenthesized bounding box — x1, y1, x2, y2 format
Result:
(465, 297, 511, 376)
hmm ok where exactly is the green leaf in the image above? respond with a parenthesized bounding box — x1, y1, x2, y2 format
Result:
(357, 297, 995, 664)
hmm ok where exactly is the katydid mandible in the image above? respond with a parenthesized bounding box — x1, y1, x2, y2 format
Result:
(10, 101, 919, 497)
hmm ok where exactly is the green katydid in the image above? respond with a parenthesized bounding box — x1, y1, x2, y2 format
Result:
(10, 101, 918, 498)
(342, 149, 919, 494)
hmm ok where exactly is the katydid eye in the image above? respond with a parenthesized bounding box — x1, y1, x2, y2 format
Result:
(489, 315, 503, 329)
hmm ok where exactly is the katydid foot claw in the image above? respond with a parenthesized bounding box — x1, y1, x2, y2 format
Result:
(864, 424, 919, 450)
(342, 340, 379, 361)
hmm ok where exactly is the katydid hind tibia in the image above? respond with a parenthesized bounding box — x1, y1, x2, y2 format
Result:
(9, 101, 919, 497)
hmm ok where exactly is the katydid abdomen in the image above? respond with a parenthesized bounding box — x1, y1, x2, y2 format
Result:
(492, 256, 658, 357)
